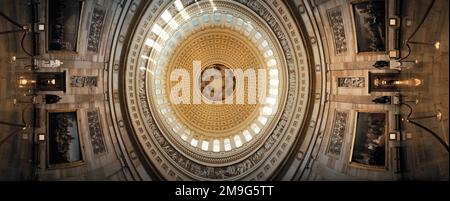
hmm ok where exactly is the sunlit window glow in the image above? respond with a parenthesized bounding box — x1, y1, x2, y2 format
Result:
(269, 69, 278, 76)
(214, 12, 221, 22)
(161, 10, 172, 23)
(263, 106, 273, 115)
(265, 50, 273, 57)
(251, 124, 261, 134)
(226, 14, 233, 23)
(243, 130, 252, 141)
(168, 20, 179, 30)
(145, 38, 155, 47)
(201, 141, 209, 151)
(224, 138, 231, 151)
(266, 97, 276, 105)
(267, 59, 276, 67)
(160, 30, 169, 41)
(255, 32, 262, 40)
(246, 24, 253, 32)
(269, 88, 279, 96)
(180, 133, 188, 141)
(270, 79, 279, 86)
(234, 135, 242, 147)
(213, 139, 220, 152)
(153, 43, 162, 52)
(174, 0, 184, 11)
(236, 18, 243, 26)
(190, 138, 198, 147)
(258, 116, 268, 125)
(202, 14, 210, 22)
(151, 24, 162, 35)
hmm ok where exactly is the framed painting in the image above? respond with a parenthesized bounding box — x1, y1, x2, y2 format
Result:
(47, 110, 84, 168)
(349, 111, 388, 169)
(47, 0, 84, 52)
(351, 0, 387, 53)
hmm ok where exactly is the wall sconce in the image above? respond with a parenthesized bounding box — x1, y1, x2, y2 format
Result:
(38, 133, 45, 141)
(35, 22, 45, 31)
(9, 55, 31, 64)
(389, 18, 399, 27)
(408, 40, 441, 50)
(389, 131, 400, 141)
(17, 77, 36, 88)
(393, 78, 423, 87)
(47, 79, 56, 85)
(389, 50, 399, 58)
(408, 110, 443, 122)
(434, 41, 440, 49)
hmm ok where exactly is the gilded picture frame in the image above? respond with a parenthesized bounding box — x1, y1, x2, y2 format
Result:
(350, 0, 388, 54)
(46, 0, 84, 53)
(46, 109, 85, 169)
(349, 110, 388, 170)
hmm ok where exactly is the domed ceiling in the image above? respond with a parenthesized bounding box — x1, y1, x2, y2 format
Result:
(117, 0, 324, 180)
(0, 0, 447, 182)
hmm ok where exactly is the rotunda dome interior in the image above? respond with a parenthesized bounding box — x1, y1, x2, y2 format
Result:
(0, 0, 448, 182)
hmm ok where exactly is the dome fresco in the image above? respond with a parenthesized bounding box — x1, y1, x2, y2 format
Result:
(123, 0, 311, 180)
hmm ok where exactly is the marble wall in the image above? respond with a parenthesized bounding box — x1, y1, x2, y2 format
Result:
(302, 0, 448, 181)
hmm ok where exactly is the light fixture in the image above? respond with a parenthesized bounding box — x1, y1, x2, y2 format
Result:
(389, 50, 399, 58)
(393, 78, 422, 87)
(408, 40, 441, 50)
(389, 131, 400, 141)
(18, 77, 36, 88)
(408, 110, 443, 122)
(38, 133, 45, 141)
(47, 79, 56, 85)
(406, 133, 413, 139)
(434, 41, 440, 49)
(389, 18, 398, 26)
(34, 22, 45, 31)
(405, 19, 413, 27)
(38, 23, 45, 31)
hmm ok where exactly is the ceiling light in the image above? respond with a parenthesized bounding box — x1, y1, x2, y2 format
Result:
(434, 41, 440, 49)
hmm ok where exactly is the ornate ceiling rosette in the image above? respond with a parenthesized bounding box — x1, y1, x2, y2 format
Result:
(122, 0, 311, 180)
